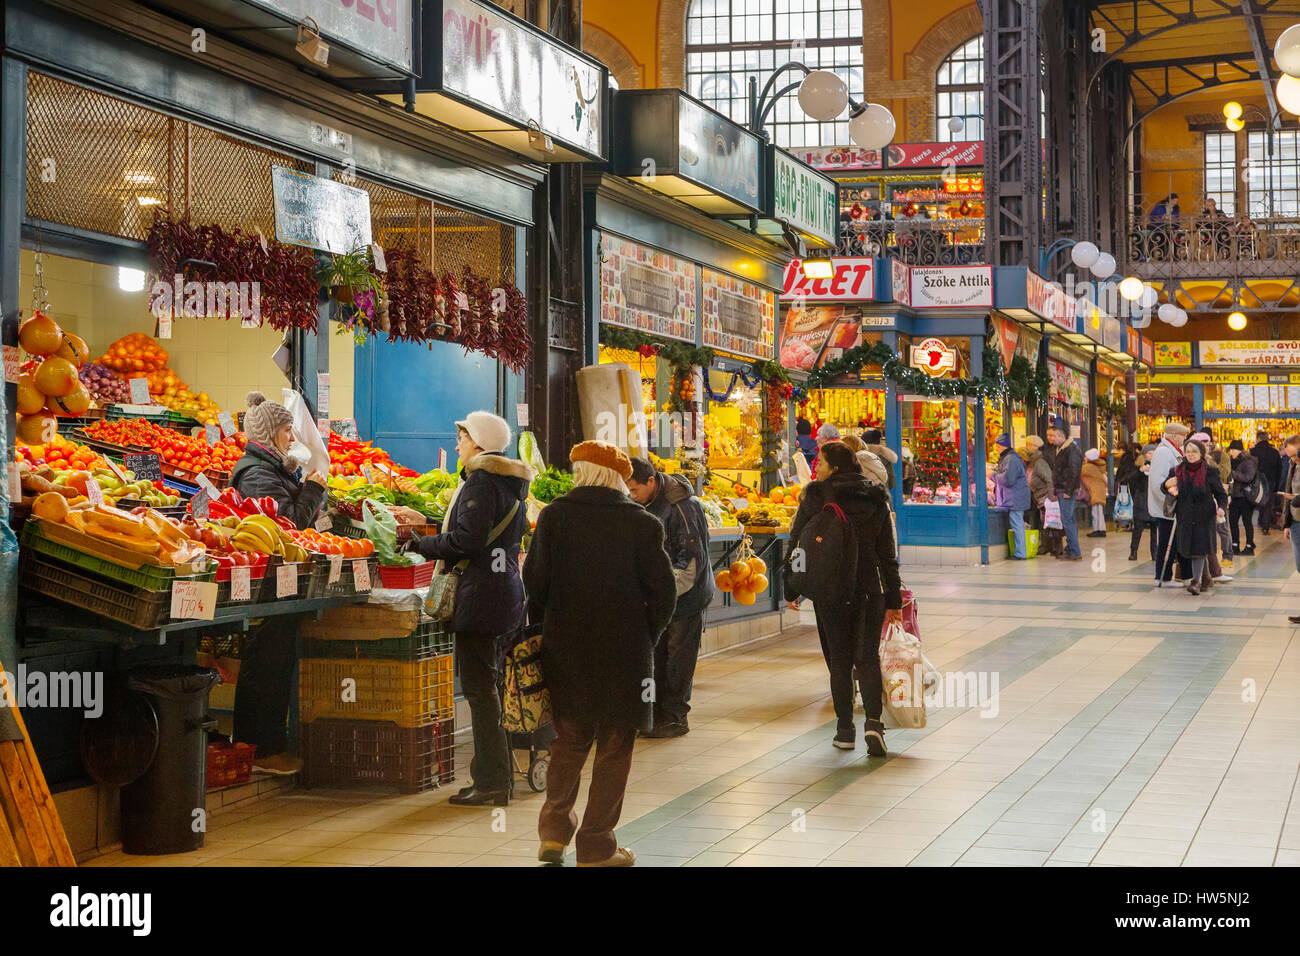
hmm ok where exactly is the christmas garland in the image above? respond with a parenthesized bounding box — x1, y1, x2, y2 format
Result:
(1096, 394, 1126, 419)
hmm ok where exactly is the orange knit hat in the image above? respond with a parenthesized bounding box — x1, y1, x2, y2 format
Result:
(569, 440, 632, 480)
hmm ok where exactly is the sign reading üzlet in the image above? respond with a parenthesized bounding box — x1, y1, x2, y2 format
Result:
(910, 266, 993, 309)
(250, 0, 413, 72)
(1199, 340, 1300, 366)
(769, 147, 837, 247)
(271, 167, 372, 254)
(439, 0, 603, 158)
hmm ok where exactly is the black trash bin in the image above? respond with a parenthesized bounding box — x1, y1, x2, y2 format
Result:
(82, 665, 221, 855)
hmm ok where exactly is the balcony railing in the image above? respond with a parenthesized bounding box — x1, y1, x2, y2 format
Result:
(836, 217, 985, 265)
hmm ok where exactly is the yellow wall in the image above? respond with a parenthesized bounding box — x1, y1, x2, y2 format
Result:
(584, 0, 657, 85)
(18, 251, 354, 421)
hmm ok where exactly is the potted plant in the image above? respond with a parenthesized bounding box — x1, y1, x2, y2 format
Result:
(318, 247, 383, 306)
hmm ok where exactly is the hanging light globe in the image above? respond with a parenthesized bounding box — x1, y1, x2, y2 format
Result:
(848, 103, 896, 151)
(1227, 116, 1246, 132)
(1228, 311, 1247, 331)
(1119, 276, 1144, 301)
(1275, 23, 1300, 78)
(797, 71, 849, 122)
(1090, 251, 1117, 279)
(1069, 241, 1100, 269)
(1158, 303, 1179, 324)
(947, 116, 965, 134)
(1139, 285, 1159, 309)
(1278, 73, 1300, 116)
(1169, 309, 1189, 328)
(1223, 101, 1244, 121)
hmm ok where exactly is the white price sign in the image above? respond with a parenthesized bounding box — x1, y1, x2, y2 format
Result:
(171, 580, 218, 620)
(276, 562, 297, 598)
(438, 448, 447, 471)
(7, 462, 21, 501)
(230, 565, 252, 602)
(85, 478, 103, 506)
(129, 377, 151, 404)
(195, 473, 220, 498)
(328, 554, 342, 584)
(351, 558, 371, 592)
(3, 345, 21, 384)
(204, 424, 220, 445)
(516, 403, 529, 427)
(317, 373, 331, 417)
(218, 411, 237, 438)
(158, 314, 173, 339)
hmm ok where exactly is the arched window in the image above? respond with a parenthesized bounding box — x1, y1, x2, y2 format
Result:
(685, 0, 864, 149)
(935, 36, 983, 142)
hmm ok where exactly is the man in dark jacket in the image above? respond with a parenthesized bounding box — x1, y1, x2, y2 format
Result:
(1252, 431, 1281, 534)
(626, 458, 714, 738)
(1047, 418, 1083, 560)
(412, 411, 533, 806)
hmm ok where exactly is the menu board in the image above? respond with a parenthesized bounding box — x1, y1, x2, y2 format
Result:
(599, 233, 697, 343)
(701, 269, 774, 360)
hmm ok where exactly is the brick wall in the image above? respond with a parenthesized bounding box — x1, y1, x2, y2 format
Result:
(584, 25, 645, 89)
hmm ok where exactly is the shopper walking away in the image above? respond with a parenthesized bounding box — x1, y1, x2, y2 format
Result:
(1082, 448, 1108, 537)
(795, 417, 818, 462)
(411, 411, 532, 806)
(993, 434, 1031, 558)
(1149, 423, 1189, 584)
(625, 456, 714, 739)
(1025, 435, 1054, 537)
(1047, 419, 1084, 560)
(230, 391, 327, 775)
(525, 441, 676, 867)
(841, 434, 889, 489)
(1277, 437, 1300, 624)
(1121, 445, 1156, 561)
(1252, 431, 1281, 534)
(1227, 439, 1259, 556)
(1197, 431, 1235, 576)
(1161, 439, 1228, 596)
(787, 441, 902, 755)
(862, 428, 899, 490)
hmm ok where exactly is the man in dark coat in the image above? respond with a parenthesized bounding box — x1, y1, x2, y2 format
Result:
(524, 441, 676, 867)
(1252, 431, 1281, 534)
(412, 411, 532, 806)
(626, 457, 714, 738)
(1047, 418, 1083, 561)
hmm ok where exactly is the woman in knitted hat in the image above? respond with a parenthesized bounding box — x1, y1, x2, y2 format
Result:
(524, 440, 676, 867)
(1081, 448, 1108, 537)
(230, 391, 327, 530)
(411, 410, 533, 807)
(229, 391, 328, 776)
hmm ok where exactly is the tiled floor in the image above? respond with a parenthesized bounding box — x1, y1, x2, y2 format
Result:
(87, 529, 1300, 867)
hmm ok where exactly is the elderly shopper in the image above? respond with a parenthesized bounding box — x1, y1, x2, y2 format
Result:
(1149, 422, 1189, 584)
(1161, 438, 1228, 596)
(1081, 448, 1109, 538)
(993, 434, 1031, 559)
(524, 441, 677, 867)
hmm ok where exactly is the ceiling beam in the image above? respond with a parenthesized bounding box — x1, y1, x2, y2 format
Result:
(1241, 0, 1282, 128)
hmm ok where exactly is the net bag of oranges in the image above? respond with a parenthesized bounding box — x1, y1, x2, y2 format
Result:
(98, 333, 169, 374)
(713, 535, 769, 607)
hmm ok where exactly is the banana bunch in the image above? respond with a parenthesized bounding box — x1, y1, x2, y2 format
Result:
(231, 515, 310, 562)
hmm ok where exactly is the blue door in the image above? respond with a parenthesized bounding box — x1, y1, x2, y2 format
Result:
(354, 337, 500, 474)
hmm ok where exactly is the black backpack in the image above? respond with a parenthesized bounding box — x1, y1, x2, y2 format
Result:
(784, 499, 859, 606)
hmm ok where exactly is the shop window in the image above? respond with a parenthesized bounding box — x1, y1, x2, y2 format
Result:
(685, 0, 864, 149)
(599, 345, 661, 446)
(1247, 129, 1300, 218)
(901, 397, 963, 505)
(704, 370, 762, 479)
(1203, 131, 1236, 215)
(935, 37, 983, 142)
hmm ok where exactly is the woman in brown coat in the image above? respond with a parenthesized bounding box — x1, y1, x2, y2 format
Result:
(1081, 448, 1109, 537)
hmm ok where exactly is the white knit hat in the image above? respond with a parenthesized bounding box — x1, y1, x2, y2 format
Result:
(456, 410, 512, 454)
(1085, 448, 1100, 461)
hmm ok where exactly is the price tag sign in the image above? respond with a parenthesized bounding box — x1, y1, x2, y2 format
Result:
(230, 565, 252, 602)
(438, 448, 447, 471)
(516, 403, 529, 427)
(314, 512, 333, 532)
(2, 345, 21, 384)
(204, 424, 220, 445)
(85, 478, 103, 506)
(328, 554, 342, 584)
(351, 558, 371, 592)
(276, 563, 297, 598)
(171, 580, 218, 620)
(218, 411, 237, 438)
(129, 377, 151, 404)
(123, 453, 163, 483)
(370, 243, 387, 272)
(158, 314, 173, 339)
(105, 458, 128, 483)
(195, 472, 220, 499)
(317, 373, 331, 417)
(255, 225, 269, 255)
(8, 462, 22, 501)
(331, 419, 360, 441)
(191, 488, 210, 520)
(361, 465, 374, 483)
(317, 418, 330, 441)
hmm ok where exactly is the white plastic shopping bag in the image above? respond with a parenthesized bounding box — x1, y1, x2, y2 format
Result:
(1043, 498, 1063, 530)
(879, 621, 927, 729)
(282, 388, 331, 478)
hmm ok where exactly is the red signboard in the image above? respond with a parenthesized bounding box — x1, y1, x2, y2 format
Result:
(884, 141, 983, 169)
(993, 315, 1020, 370)
(1126, 327, 1140, 358)
(797, 146, 882, 171)
(1026, 271, 1077, 332)
(1141, 336, 1154, 366)
(781, 258, 875, 301)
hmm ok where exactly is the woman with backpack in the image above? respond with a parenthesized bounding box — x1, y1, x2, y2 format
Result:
(787, 441, 902, 755)
(1227, 440, 1258, 555)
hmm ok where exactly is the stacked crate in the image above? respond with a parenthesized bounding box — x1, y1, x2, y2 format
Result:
(298, 608, 455, 793)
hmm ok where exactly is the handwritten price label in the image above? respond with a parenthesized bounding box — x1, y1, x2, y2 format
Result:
(218, 411, 237, 439)
(276, 563, 297, 598)
(230, 565, 252, 601)
(85, 478, 103, 506)
(171, 580, 218, 620)
(129, 377, 151, 404)
(195, 473, 220, 498)
(3, 345, 21, 384)
(191, 488, 210, 520)
(158, 313, 173, 339)
(205, 424, 220, 445)
(438, 448, 447, 471)
(352, 558, 371, 592)
(328, 554, 342, 584)
(7, 462, 21, 501)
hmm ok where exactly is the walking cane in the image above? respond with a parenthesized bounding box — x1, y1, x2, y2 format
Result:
(1158, 514, 1178, 588)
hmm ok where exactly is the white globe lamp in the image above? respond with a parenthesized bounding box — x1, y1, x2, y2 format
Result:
(1069, 241, 1100, 270)
(1228, 311, 1247, 331)
(797, 71, 849, 122)
(947, 116, 965, 134)
(1090, 252, 1116, 279)
(1278, 73, 1300, 116)
(1169, 309, 1189, 328)
(1119, 276, 1144, 301)
(1275, 23, 1300, 78)
(1158, 303, 1179, 324)
(848, 103, 896, 151)
(1139, 286, 1159, 309)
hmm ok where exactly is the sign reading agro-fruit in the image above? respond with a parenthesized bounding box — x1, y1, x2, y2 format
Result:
(768, 146, 837, 247)
(599, 233, 697, 342)
(702, 269, 774, 360)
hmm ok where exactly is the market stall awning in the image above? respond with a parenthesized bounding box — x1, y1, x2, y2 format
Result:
(398, 0, 607, 163)
(611, 90, 762, 216)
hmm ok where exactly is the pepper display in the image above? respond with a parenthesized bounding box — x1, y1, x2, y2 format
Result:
(327, 432, 418, 478)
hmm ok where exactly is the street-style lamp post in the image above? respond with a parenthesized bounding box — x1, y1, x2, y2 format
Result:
(745, 63, 895, 151)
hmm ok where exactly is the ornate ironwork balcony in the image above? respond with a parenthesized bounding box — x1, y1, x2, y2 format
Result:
(836, 218, 986, 266)
(1127, 214, 1300, 280)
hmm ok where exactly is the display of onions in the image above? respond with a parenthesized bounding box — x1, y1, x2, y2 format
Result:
(78, 363, 131, 404)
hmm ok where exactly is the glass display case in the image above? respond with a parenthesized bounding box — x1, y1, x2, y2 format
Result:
(901, 397, 964, 505)
(705, 369, 762, 489)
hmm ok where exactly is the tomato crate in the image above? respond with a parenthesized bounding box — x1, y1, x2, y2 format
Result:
(304, 617, 453, 661)
(299, 652, 454, 727)
(206, 742, 256, 790)
(377, 561, 437, 590)
(319, 554, 379, 597)
(19, 553, 174, 629)
(213, 563, 270, 607)
(301, 718, 454, 793)
(21, 518, 215, 591)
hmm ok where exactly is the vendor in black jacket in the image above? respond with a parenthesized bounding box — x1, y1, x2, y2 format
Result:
(229, 391, 328, 776)
(626, 457, 714, 739)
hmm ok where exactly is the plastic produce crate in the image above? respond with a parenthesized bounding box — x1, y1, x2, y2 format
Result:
(299, 605, 422, 642)
(263, 557, 319, 601)
(301, 718, 453, 793)
(299, 652, 454, 727)
(206, 741, 256, 789)
(304, 617, 453, 661)
(213, 563, 270, 606)
(18, 553, 174, 630)
(377, 561, 436, 590)
(21, 519, 215, 591)
(319, 554, 380, 597)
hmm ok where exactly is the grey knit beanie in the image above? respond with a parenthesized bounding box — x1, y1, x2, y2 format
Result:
(244, 391, 294, 450)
